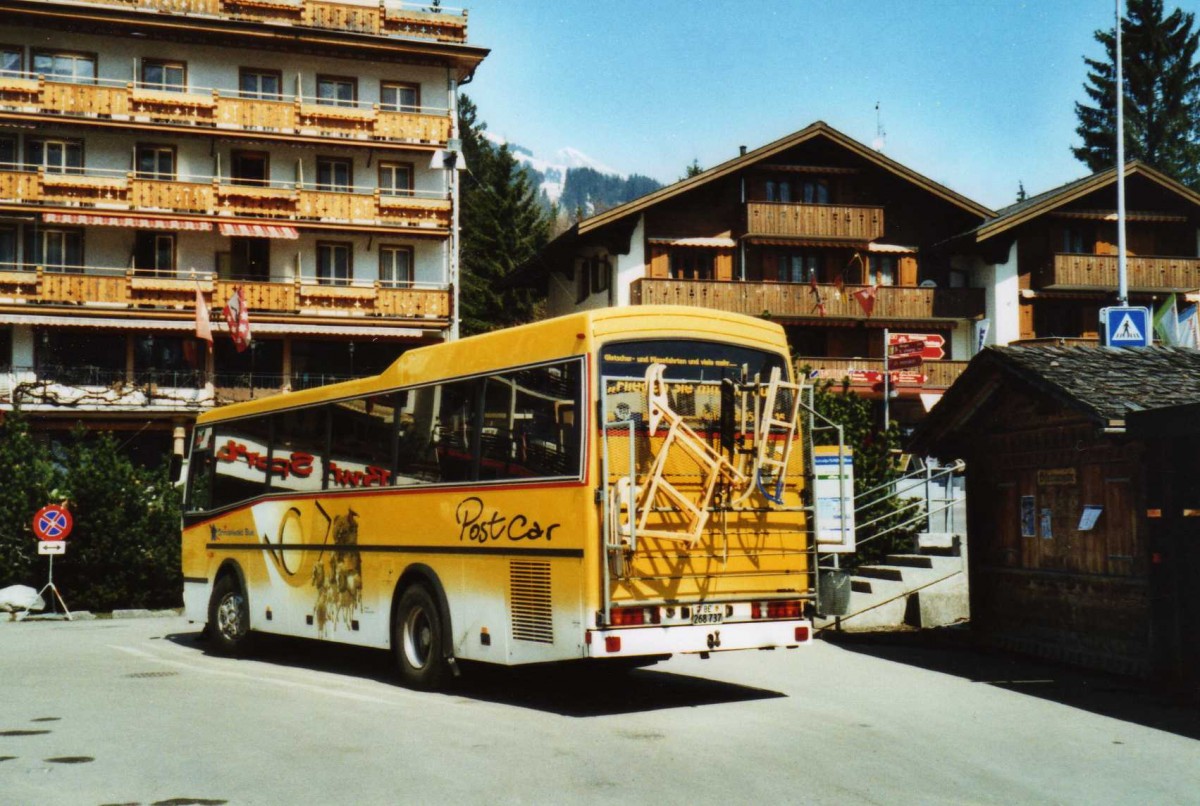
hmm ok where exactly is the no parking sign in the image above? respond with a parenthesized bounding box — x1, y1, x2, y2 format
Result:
(33, 504, 73, 553)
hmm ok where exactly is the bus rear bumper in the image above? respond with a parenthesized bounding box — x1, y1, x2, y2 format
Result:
(585, 619, 812, 658)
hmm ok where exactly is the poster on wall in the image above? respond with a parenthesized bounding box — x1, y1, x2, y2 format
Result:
(813, 445, 856, 553)
(1020, 495, 1036, 537)
(1078, 505, 1103, 531)
(1040, 508, 1054, 540)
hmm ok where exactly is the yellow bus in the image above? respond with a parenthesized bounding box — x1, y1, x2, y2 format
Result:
(181, 306, 818, 689)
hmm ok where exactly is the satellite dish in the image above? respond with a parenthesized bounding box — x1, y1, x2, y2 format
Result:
(919, 280, 937, 288)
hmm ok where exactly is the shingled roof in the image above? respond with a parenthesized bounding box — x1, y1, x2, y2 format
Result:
(911, 345, 1200, 454)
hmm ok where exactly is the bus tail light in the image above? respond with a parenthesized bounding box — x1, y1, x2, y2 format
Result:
(605, 636, 621, 653)
(751, 600, 802, 620)
(608, 606, 660, 627)
(795, 626, 810, 642)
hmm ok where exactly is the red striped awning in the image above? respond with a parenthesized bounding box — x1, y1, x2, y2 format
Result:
(218, 222, 300, 240)
(43, 213, 212, 231)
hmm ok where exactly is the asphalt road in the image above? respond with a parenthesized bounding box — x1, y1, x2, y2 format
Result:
(0, 615, 1196, 805)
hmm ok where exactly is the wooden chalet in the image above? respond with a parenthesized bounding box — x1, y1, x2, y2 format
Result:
(516, 121, 995, 424)
(948, 162, 1200, 347)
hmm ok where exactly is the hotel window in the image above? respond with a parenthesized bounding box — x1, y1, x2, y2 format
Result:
(25, 228, 82, 271)
(229, 237, 270, 280)
(669, 250, 714, 280)
(774, 252, 820, 284)
(316, 157, 352, 192)
(868, 255, 897, 286)
(0, 45, 21, 77)
(134, 231, 176, 275)
(141, 59, 186, 92)
(239, 67, 282, 100)
(135, 144, 175, 180)
(380, 245, 413, 288)
(32, 50, 95, 83)
(231, 151, 269, 186)
(317, 242, 351, 285)
(0, 135, 15, 168)
(27, 138, 83, 174)
(0, 226, 16, 270)
(379, 161, 413, 195)
(380, 81, 419, 112)
(316, 75, 356, 107)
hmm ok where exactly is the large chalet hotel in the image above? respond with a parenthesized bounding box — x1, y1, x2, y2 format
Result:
(0, 0, 485, 463)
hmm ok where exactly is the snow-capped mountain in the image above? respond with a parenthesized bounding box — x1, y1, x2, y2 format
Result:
(483, 133, 621, 203)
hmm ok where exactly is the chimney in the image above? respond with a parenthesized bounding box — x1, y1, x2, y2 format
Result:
(739, 145, 747, 156)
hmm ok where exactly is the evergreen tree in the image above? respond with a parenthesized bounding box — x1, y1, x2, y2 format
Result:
(1016, 180, 1028, 203)
(0, 411, 58, 588)
(457, 94, 551, 336)
(1073, 0, 1200, 186)
(683, 158, 704, 179)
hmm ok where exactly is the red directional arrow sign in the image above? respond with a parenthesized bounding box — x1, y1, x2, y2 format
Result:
(33, 504, 73, 541)
(890, 333, 946, 360)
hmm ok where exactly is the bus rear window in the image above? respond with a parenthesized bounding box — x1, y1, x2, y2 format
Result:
(598, 339, 787, 382)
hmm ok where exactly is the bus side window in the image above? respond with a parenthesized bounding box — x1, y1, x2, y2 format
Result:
(478, 359, 583, 480)
(432, 378, 480, 483)
(185, 426, 214, 512)
(271, 405, 327, 493)
(211, 416, 272, 509)
(328, 392, 398, 489)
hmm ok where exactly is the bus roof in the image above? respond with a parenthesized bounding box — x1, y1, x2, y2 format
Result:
(195, 306, 789, 424)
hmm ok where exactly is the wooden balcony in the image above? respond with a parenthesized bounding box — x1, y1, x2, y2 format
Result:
(48, 0, 469, 43)
(0, 267, 450, 322)
(631, 279, 985, 321)
(0, 169, 452, 232)
(745, 202, 884, 241)
(1046, 253, 1200, 292)
(0, 76, 451, 147)
(796, 357, 969, 390)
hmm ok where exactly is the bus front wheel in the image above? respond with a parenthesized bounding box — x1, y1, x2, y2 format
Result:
(394, 585, 447, 690)
(208, 574, 252, 656)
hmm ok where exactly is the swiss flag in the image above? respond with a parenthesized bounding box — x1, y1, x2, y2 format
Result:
(223, 286, 252, 353)
(853, 285, 878, 317)
(194, 287, 213, 345)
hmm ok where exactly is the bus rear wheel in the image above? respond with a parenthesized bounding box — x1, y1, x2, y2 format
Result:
(208, 574, 252, 656)
(394, 585, 447, 690)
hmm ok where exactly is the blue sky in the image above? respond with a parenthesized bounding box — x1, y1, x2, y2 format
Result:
(463, 0, 1199, 210)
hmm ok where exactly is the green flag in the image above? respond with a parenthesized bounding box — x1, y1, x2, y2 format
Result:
(1154, 294, 1181, 346)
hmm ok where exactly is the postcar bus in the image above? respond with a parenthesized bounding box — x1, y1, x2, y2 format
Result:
(180, 306, 818, 689)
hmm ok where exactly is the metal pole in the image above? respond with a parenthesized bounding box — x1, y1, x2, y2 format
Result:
(1116, 0, 1129, 305)
(882, 327, 890, 430)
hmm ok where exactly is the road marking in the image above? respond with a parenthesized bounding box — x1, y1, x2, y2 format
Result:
(108, 645, 421, 708)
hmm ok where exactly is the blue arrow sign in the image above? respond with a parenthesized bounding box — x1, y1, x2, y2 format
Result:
(1102, 306, 1151, 347)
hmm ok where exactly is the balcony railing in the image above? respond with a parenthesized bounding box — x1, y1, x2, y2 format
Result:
(631, 279, 985, 321)
(745, 202, 885, 241)
(796, 357, 969, 390)
(0, 166, 452, 231)
(1045, 253, 1200, 292)
(23, 0, 469, 43)
(0, 72, 452, 146)
(0, 265, 451, 321)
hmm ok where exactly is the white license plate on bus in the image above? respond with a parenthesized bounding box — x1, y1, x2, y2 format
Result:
(691, 604, 724, 625)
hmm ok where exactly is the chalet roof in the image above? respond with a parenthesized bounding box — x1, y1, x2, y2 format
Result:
(575, 120, 993, 237)
(966, 161, 1200, 243)
(910, 345, 1200, 455)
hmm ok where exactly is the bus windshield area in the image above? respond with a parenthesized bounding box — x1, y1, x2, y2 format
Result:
(598, 339, 787, 384)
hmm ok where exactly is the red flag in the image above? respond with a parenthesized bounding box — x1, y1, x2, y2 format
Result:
(223, 286, 252, 353)
(853, 285, 877, 317)
(195, 287, 213, 345)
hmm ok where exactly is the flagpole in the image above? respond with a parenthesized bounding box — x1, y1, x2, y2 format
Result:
(1116, 0, 1129, 306)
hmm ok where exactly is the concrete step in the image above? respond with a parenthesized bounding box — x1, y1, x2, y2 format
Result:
(855, 565, 904, 581)
(917, 532, 963, 552)
(851, 577, 874, 594)
(885, 553, 935, 569)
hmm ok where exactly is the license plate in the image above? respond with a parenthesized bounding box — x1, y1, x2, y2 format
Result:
(691, 603, 724, 625)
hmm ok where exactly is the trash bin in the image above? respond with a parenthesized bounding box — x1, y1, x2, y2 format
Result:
(818, 570, 851, 617)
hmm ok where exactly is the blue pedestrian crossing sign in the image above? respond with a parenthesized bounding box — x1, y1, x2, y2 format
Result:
(1102, 306, 1151, 347)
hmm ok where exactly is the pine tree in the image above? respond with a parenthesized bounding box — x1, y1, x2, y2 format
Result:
(457, 94, 551, 336)
(0, 411, 59, 588)
(1073, 0, 1200, 186)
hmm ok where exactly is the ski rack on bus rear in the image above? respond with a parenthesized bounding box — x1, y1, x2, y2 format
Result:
(602, 362, 807, 559)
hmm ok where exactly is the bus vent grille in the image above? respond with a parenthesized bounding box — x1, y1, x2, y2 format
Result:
(510, 560, 554, 644)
